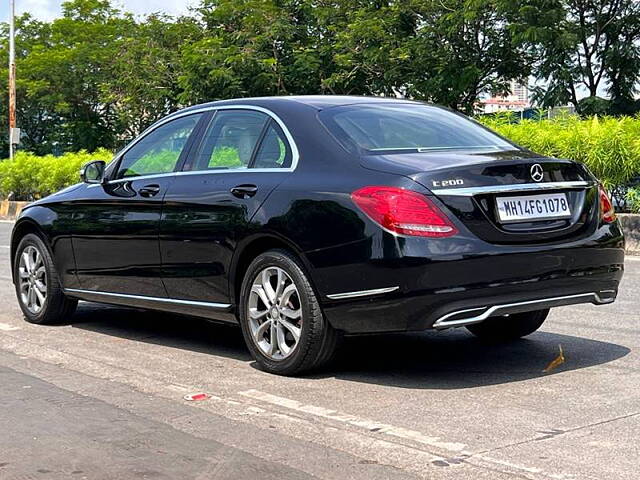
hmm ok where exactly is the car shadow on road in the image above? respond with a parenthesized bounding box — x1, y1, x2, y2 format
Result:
(70, 302, 630, 389)
(71, 303, 252, 362)
(321, 329, 631, 389)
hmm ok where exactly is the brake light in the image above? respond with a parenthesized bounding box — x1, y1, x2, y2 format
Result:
(598, 185, 616, 223)
(351, 186, 458, 237)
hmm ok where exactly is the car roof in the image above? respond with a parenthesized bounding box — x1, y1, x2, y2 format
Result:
(176, 95, 423, 116)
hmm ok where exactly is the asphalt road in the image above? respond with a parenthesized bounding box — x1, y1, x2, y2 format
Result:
(0, 220, 638, 480)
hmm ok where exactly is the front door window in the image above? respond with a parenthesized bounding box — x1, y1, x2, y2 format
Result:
(116, 114, 202, 179)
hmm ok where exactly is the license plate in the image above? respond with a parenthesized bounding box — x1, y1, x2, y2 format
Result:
(496, 193, 571, 223)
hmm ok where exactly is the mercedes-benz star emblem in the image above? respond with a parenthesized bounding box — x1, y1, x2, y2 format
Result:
(530, 163, 544, 182)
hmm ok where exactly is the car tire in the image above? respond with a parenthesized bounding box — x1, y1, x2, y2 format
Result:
(13, 233, 78, 325)
(238, 249, 340, 376)
(465, 309, 549, 341)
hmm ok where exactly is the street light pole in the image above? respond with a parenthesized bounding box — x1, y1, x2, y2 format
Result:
(8, 0, 17, 159)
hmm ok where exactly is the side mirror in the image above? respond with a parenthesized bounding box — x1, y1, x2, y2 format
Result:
(80, 160, 106, 184)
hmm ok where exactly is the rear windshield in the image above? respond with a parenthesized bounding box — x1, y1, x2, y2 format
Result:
(319, 104, 514, 153)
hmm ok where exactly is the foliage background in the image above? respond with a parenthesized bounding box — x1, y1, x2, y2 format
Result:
(1, 0, 640, 158)
(628, 188, 640, 213)
(479, 115, 640, 189)
(0, 0, 640, 209)
(0, 149, 112, 199)
(2, 115, 640, 207)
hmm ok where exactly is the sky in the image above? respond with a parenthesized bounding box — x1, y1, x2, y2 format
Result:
(0, 0, 196, 23)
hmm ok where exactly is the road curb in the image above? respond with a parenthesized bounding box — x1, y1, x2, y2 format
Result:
(0, 200, 30, 221)
(618, 213, 640, 255)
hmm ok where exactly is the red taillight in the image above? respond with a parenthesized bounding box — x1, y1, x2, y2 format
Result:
(598, 185, 616, 223)
(351, 186, 458, 237)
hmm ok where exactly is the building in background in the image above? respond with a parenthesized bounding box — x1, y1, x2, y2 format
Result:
(478, 81, 530, 114)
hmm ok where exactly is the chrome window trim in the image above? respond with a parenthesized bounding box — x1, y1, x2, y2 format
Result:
(431, 181, 593, 197)
(326, 286, 399, 300)
(103, 104, 300, 184)
(64, 288, 232, 309)
(432, 291, 612, 329)
(89, 167, 291, 187)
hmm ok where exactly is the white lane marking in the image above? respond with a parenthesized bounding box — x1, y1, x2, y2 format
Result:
(164, 384, 191, 393)
(476, 456, 545, 475)
(240, 389, 572, 479)
(0, 322, 20, 331)
(0, 220, 15, 223)
(239, 389, 468, 452)
(0, 245, 10, 248)
(626, 255, 640, 261)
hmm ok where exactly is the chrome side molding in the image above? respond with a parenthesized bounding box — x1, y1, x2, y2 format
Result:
(64, 288, 232, 309)
(432, 292, 613, 329)
(431, 181, 593, 197)
(326, 286, 399, 300)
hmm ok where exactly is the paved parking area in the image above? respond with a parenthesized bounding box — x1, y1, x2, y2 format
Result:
(0, 221, 638, 479)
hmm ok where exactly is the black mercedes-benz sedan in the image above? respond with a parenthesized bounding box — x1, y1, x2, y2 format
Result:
(11, 96, 624, 375)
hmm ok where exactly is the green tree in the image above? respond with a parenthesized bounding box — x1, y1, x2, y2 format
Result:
(323, 0, 412, 96)
(577, 95, 610, 116)
(0, 0, 133, 154)
(2, 0, 639, 158)
(178, 0, 350, 102)
(106, 14, 202, 140)
(516, 0, 640, 112)
(0, 17, 59, 156)
(410, 0, 532, 112)
(327, 0, 533, 113)
(0, 0, 200, 155)
(24, 0, 133, 151)
(604, 2, 640, 115)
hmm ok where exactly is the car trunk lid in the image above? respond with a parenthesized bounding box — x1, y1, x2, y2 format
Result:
(360, 149, 599, 244)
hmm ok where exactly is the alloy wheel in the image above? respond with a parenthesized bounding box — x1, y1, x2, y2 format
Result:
(248, 266, 302, 360)
(18, 245, 47, 314)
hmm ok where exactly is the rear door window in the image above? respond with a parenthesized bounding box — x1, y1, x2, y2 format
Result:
(191, 110, 268, 171)
(253, 121, 293, 169)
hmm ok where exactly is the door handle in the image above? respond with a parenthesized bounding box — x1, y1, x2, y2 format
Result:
(230, 184, 258, 199)
(138, 184, 161, 197)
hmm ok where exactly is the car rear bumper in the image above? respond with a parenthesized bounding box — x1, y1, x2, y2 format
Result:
(429, 291, 615, 329)
(315, 226, 625, 334)
(321, 266, 622, 333)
